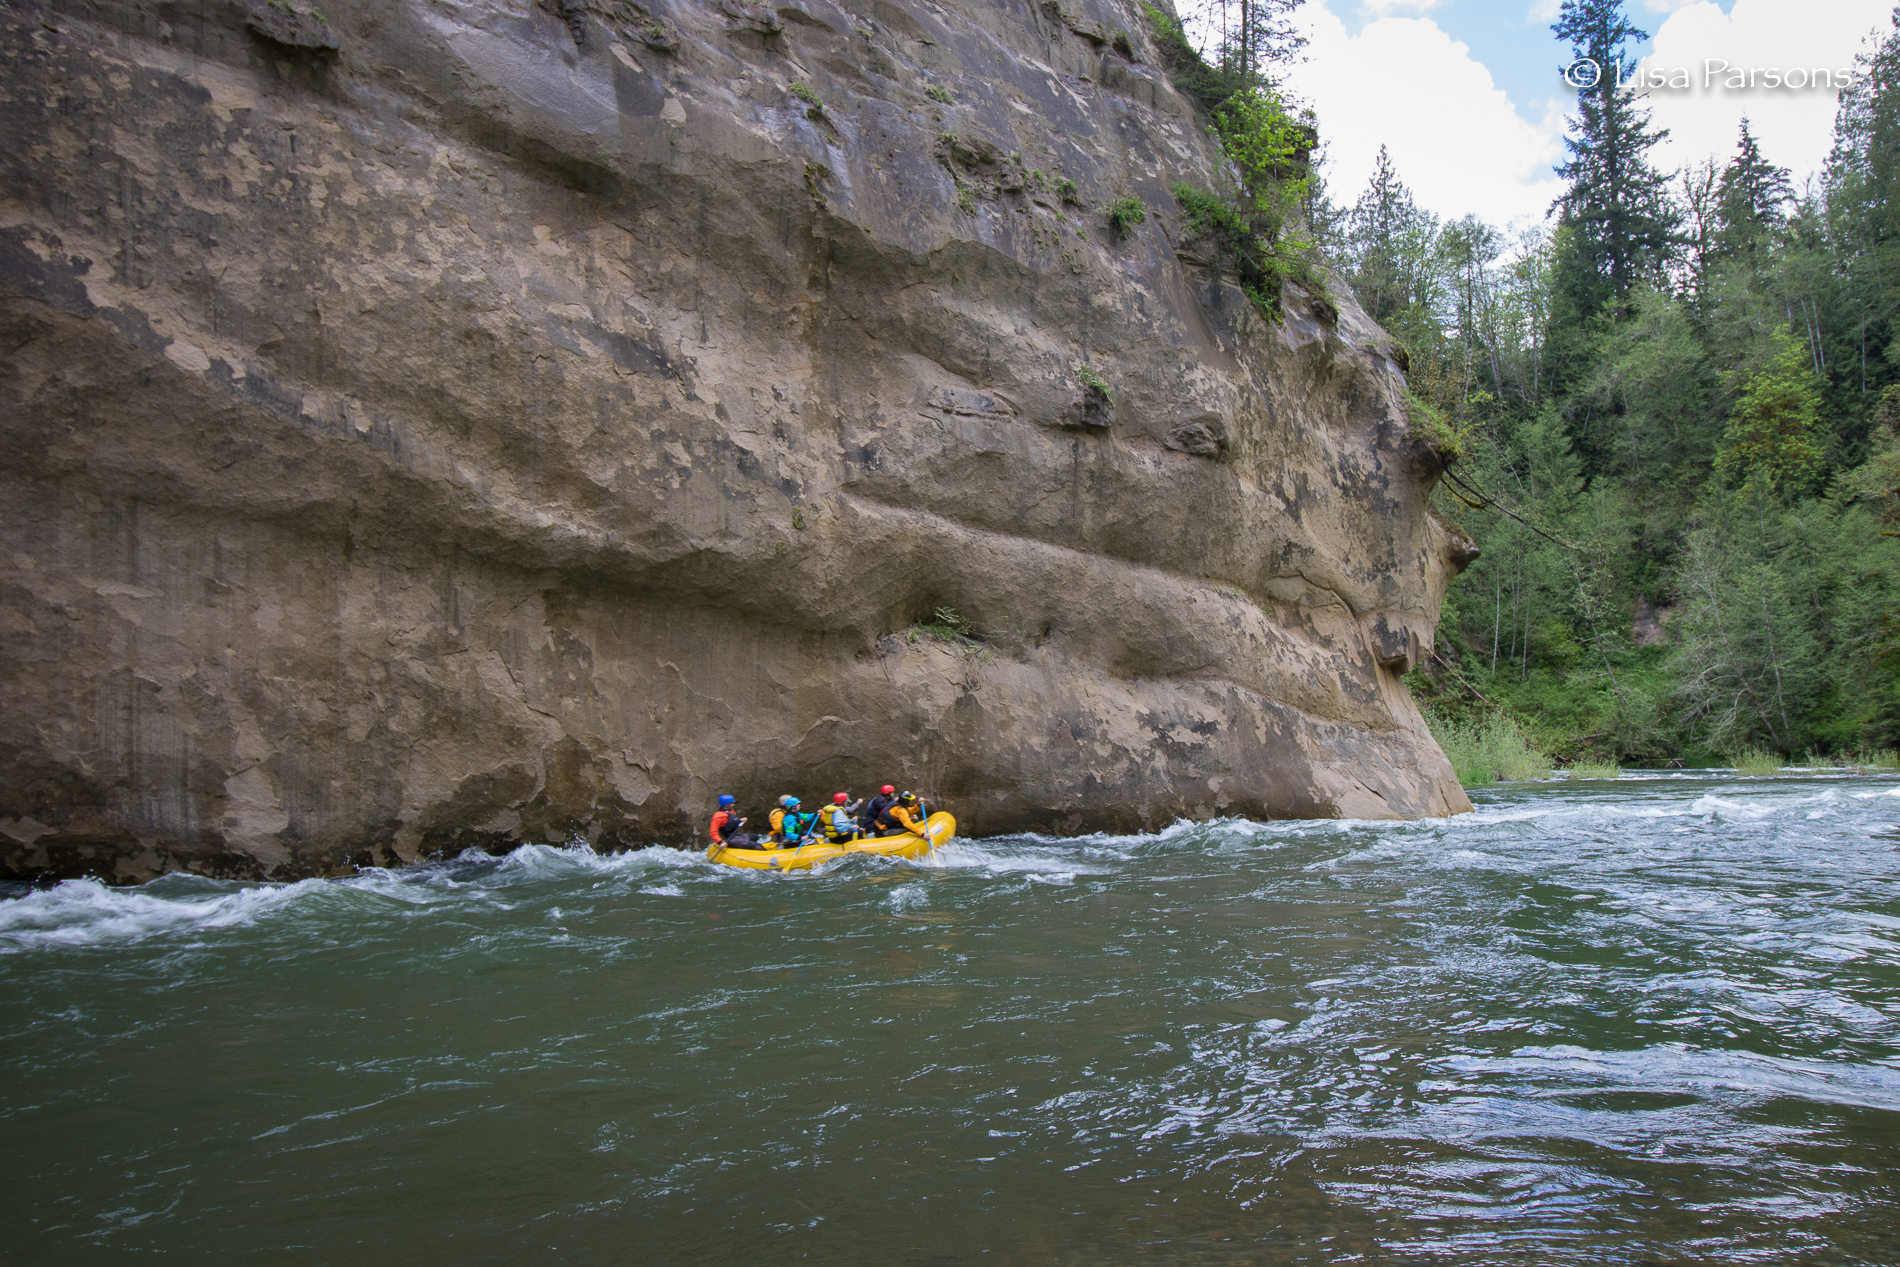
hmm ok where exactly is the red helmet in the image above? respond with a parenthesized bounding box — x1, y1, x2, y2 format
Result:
(881, 784, 895, 795)
(834, 792, 849, 804)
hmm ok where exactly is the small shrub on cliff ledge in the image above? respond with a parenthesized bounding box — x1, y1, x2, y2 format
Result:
(1077, 365, 1111, 401)
(1171, 181, 1319, 321)
(1403, 390, 1473, 462)
(790, 81, 824, 119)
(909, 606, 984, 647)
(925, 606, 974, 637)
(1107, 195, 1147, 235)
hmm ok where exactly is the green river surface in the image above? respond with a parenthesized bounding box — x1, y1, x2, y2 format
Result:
(5, 773, 1900, 1264)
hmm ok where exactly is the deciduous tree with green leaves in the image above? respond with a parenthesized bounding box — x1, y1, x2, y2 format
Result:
(1717, 331, 1827, 496)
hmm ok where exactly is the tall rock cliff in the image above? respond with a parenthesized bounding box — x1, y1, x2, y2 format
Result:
(0, 0, 1475, 882)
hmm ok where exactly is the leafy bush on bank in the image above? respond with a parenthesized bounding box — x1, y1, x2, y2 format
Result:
(1425, 711, 1553, 787)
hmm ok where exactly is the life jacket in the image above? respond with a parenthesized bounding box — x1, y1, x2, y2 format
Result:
(888, 802, 924, 834)
(768, 807, 787, 839)
(821, 804, 856, 840)
(860, 794, 894, 829)
(709, 809, 736, 843)
(781, 810, 817, 843)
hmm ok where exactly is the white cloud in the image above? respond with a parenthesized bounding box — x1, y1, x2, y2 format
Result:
(1358, 0, 1444, 16)
(1633, 0, 1891, 180)
(1284, 2, 1566, 228)
(1526, 0, 1561, 23)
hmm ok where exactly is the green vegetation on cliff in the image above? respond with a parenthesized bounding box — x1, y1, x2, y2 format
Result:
(1145, 0, 1322, 318)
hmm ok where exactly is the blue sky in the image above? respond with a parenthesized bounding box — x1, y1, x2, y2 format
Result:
(1232, 0, 1897, 230)
(1337, 0, 1616, 120)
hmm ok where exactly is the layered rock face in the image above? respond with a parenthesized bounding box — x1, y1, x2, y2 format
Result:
(0, 0, 1474, 882)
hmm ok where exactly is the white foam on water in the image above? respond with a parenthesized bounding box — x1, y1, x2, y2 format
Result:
(1637, 970, 1900, 1037)
(943, 815, 1289, 862)
(0, 876, 326, 952)
(887, 882, 929, 911)
(922, 839, 1108, 878)
(1148, 816, 1251, 844)
(0, 840, 729, 951)
(1684, 790, 1846, 822)
(1404, 784, 1887, 878)
(350, 841, 709, 892)
(489, 841, 699, 881)
(333, 866, 488, 907)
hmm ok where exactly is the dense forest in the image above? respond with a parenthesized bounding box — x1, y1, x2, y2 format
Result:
(1153, 0, 1900, 772)
(1215, 0, 1900, 772)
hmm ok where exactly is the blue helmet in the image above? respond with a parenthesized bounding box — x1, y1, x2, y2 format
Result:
(718, 794, 735, 807)
(786, 797, 801, 808)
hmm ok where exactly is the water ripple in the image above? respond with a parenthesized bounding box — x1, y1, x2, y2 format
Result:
(3, 773, 1900, 1262)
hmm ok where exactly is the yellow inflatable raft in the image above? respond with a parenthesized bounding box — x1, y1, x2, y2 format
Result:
(707, 811, 956, 871)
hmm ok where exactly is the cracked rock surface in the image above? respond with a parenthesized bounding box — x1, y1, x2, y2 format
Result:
(0, 0, 1472, 882)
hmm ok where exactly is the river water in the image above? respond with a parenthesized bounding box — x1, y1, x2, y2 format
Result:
(5, 773, 1900, 1264)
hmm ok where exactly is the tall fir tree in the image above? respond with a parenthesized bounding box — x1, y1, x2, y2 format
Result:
(1676, 158, 1720, 300)
(1826, 6, 1900, 258)
(1550, 0, 1678, 318)
(1712, 118, 1792, 264)
(1345, 146, 1421, 328)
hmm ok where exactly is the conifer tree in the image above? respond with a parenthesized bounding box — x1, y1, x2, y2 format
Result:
(1676, 159, 1720, 300)
(1550, 0, 1678, 316)
(1826, 7, 1900, 259)
(1346, 146, 1416, 327)
(1396, 7, 1900, 765)
(1713, 118, 1792, 263)
(1824, 11, 1900, 442)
